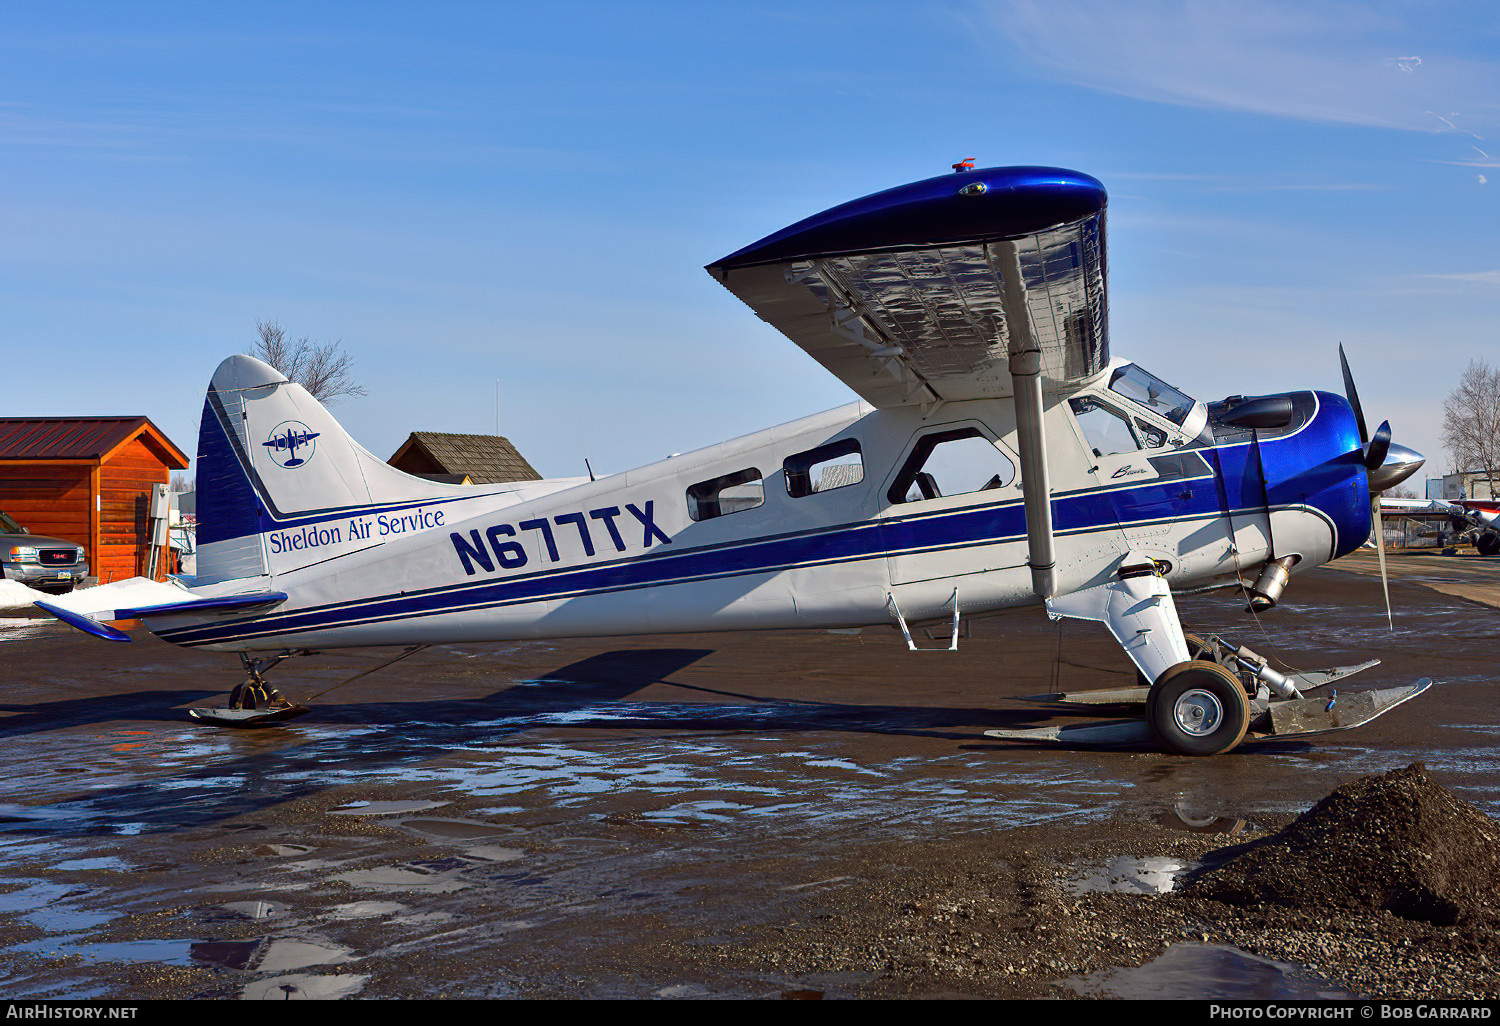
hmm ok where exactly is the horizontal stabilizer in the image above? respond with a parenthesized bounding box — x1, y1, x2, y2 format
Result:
(114, 592, 287, 619)
(32, 601, 132, 643)
(33, 577, 287, 643)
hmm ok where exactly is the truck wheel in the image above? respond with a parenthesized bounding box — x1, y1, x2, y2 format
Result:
(1146, 661, 1251, 756)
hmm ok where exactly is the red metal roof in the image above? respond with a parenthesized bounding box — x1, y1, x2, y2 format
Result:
(0, 417, 187, 465)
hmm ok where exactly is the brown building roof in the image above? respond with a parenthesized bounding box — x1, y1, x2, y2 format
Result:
(388, 432, 541, 485)
(0, 416, 188, 467)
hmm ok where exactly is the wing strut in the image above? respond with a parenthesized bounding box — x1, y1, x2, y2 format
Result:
(994, 240, 1056, 599)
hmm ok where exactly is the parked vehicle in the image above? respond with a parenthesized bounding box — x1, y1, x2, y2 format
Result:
(0, 511, 88, 594)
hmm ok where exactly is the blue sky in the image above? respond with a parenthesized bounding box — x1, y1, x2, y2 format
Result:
(4, 1, 1496, 485)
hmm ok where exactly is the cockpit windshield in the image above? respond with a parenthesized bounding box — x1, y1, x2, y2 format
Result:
(1109, 364, 1196, 427)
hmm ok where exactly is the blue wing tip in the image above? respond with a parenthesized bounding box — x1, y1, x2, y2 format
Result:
(33, 601, 134, 643)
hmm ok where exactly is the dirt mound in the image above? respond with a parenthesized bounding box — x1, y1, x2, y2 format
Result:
(1183, 763, 1500, 925)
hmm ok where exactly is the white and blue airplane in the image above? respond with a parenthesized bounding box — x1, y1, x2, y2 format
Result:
(36, 164, 1431, 755)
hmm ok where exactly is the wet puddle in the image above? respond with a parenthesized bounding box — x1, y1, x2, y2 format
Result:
(14, 934, 354, 973)
(396, 818, 523, 840)
(1065, 856, 1189, 895)
(240, 974, 371, 1000)
(1068, 942, 1355, 999)
(3, 572, 1496, 999)
(328, 801, 449, 816)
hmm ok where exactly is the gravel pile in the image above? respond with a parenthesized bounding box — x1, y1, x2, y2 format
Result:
(1183, 763, 1500, 925)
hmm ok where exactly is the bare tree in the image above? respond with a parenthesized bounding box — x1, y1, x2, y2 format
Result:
(1442, 359, 1500, 500)
(249, 319, 368, 405)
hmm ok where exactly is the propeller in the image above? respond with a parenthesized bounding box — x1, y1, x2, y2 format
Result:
(1340, 344, 1394, 474)
(1339, 344, 1402, 632)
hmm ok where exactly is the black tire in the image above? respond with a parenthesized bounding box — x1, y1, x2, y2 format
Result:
(1146, 660, 1251, 756)
(1478, 532, 1500, 557)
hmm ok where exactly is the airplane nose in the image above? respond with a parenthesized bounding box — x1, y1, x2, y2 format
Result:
(1368, 442, 1424, 493)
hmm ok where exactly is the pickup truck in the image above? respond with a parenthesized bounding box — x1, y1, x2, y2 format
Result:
(0, 510, 89, 594)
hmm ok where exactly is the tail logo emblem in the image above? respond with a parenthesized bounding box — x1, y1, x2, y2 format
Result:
(263, 421, 321, 469)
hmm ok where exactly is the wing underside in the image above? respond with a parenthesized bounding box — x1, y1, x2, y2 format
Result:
(708, 166, 1110, 408)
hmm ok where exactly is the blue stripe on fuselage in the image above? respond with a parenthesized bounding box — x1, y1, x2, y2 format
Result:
(157, 474, 1231, 647)
(162, 392, 1366, 647)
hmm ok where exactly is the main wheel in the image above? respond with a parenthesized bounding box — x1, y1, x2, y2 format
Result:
(1478, 531, 1500, 557)
(1146, 660, 1251, 756)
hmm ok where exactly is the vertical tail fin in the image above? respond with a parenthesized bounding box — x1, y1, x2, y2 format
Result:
(194, 355, 457, 584)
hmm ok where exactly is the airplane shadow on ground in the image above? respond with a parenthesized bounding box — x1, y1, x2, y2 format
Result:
(0, 648, 1085, 835)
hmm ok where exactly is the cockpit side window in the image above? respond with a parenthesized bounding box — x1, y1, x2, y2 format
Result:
(1134, 418, 1167, 449)
(1069, 397, 1141, 458)
(1109, 364, 1196, 427)
(887, 427, 1015, 505)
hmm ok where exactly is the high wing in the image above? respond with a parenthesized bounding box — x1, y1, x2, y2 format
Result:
(705, 165, 1109, 409)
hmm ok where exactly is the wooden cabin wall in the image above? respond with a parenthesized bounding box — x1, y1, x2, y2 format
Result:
(0, 465, 92, 556)
(98, 437, 171, 583)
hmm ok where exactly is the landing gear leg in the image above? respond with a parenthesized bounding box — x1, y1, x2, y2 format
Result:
(190, 652, 311, 728)
(1045, 551, 1255, 756)
(987, 552, 1433, 751)
(229, 653, 294, 711)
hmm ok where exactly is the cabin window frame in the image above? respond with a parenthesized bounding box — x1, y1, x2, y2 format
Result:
(1070, 391, 1181, 457)
(686, 467, 765, 522)
(886, 424, 1017, 506)
(783, 438, 864, 499)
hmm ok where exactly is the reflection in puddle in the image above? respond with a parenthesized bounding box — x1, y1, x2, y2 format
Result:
(0, 881, 85, 912)
(218, 901, 288, 921)
(241, 973, 370, 1001)
(16, 934, 354, 973)
(51, 857, 131, 872)
(257, 939, 356, 973)
(327, 900, 407, 920)
(398, 818, 522, 840)
(1155, 805, 1252, 835)
(1066, 857, 1188, 895)
(462, 846, 523, 862)
(329, 801, 448, 816)
(23, 907, 118, 933)
(333, 865, 471, 893)
(192, 940, 265, 970)
(18, 937, 192, 966)
(1068, 943, 1354, 999)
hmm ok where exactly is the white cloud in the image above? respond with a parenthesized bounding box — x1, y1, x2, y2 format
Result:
(975, 0, 1500, 133)
(1422, 271, 1500, 285)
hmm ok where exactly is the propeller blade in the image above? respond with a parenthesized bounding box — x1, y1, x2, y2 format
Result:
(1366, 420, 1392, 473)
(1339, 343, 1370, 445)
(1373, 501, 1393, 633)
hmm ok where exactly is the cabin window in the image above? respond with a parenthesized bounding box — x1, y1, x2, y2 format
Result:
(687, 468, 764, 521)
(1108, 363, 1196, 427)
(888, 427, 1015, 504)
(1134, 418, 1168, 449)
(1069, 396, 1142, 457)
(784, 439, 863, 498)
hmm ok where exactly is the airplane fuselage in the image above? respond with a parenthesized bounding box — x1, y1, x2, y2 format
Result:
(154, 364, 1370, 653)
